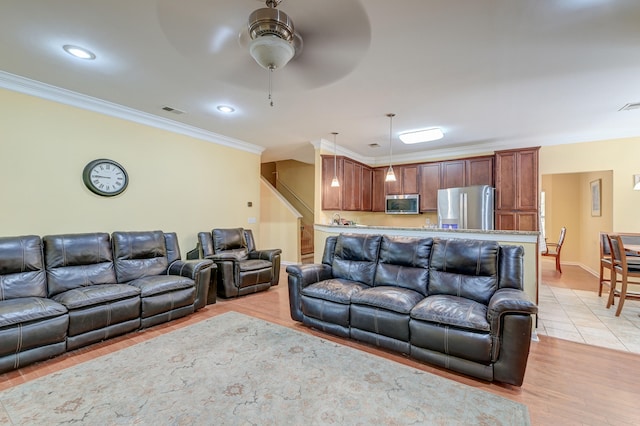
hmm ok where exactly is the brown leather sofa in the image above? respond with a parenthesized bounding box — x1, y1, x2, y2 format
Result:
(189, 228, 281, 299)
(287, 233, 538, 386)
(0, 231, 214, 374)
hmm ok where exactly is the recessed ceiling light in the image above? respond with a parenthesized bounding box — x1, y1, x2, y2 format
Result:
(217, 105, 235, 113)
(63, 45, 96, 60)
(399, 128, 444, 144)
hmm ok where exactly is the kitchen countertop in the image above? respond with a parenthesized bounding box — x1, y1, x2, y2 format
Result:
(314, 224, 539, 243)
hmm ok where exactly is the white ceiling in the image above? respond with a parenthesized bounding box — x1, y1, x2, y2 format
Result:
(1, 0, 640, 165)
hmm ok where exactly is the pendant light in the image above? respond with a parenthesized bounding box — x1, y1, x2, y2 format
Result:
(385, 113, 397, 182)
(330, 132, 340, 187)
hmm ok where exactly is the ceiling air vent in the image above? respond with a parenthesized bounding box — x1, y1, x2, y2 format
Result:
(619, 102, 640, 111)
(161, 105, 185, 114)
(368, 143, 381, 148)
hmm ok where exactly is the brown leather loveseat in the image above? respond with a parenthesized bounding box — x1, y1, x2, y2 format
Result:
(287, 233, 537, 386)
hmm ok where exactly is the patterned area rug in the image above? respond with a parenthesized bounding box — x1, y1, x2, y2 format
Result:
(0, 312, 530, 425)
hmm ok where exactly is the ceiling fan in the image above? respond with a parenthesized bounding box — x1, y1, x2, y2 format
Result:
(156, 0, 371, 94)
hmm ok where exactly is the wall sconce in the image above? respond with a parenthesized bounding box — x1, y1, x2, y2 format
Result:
(634, 174, 640, 190)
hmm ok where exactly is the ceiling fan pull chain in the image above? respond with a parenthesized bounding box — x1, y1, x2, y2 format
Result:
(268, 66, 274, 107)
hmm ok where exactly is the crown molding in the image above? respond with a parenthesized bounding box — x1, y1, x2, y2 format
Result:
(0, 70, 264, 155)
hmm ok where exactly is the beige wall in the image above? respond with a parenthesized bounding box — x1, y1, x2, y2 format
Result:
(0, 88, 262, 256)
(259, 179, 301, 263)
(540, 138, 637, 273)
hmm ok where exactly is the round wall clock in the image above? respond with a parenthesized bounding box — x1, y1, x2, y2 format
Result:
(82, 159, 129, 197)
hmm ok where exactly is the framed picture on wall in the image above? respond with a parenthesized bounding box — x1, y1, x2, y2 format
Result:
(590, 179, 601, 217)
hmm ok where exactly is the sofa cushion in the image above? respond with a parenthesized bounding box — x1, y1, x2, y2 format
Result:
(411, 294, 490, 332)
(212, 228, 245, 251)
(0, 235, 46, 300)
(44, 232, 118, 297)
(429, 239, 499, 304)
(51, 284, 140, 310)
(331, 234, 382, 286)
(374, 236, 432, 295)
(0, 297, 67, 328)
(301, 279, 368, 304)
(351, 286, 424, 315)
(112, 231, 169, 282)
(127, 275, 194, 297)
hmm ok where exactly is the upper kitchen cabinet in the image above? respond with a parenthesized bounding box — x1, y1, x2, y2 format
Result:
(386, 164, 419, 195)
(321, 155, 342, 210)
(322, 155, 372, 212)
(465, 156, 494, 187)
(418, 163, 441, 211)
(372, 168, 386, 212)
(441, 160, 466, 189)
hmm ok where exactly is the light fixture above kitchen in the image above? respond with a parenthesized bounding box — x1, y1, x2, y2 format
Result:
(399, 128, 444, 144)
(62, 45, 96, 60)
(331, 132, 340, 187)
(216, 105, 236, 113)
(385, 113, 397, 183)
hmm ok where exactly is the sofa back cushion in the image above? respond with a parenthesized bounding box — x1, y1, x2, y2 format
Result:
(497, 245, 524, 289)
(44, 233, 117, 297)
(374, 236, 432, 295)
(331, 234, 382, 286)
(212, 228, 249, 259)
(112, 231, 168, 283)
(163, 232, 181, 264)
(429, 238, 499, 305)
(0, 235, 46, 300)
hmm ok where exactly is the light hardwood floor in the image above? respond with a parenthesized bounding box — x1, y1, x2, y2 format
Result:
(2, 266, 640, 425)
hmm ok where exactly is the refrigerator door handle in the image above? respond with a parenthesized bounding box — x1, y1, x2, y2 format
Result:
(461, 192, 468, 229)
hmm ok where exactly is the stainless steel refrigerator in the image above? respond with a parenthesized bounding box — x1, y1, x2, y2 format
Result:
(437, 185, 495, 230)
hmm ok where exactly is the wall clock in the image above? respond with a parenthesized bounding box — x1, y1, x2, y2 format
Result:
(82, 159, 129, 197)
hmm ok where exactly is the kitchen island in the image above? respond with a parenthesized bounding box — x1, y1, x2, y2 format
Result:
(314, 224, 540, 305)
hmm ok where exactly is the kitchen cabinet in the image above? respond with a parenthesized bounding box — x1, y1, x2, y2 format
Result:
(321, 156, 373, 212)
(418, 163, 441, 211)
(361, 165, 373, 211)
(321, 155, 342, 211)
(385, 164, 419, 195)
(465, 156, 494, 186)
(441, 160, 465, 189)
(372, 168, 386, 212)
(495, 147, 540, 231)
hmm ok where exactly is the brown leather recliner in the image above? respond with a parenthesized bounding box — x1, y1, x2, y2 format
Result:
(192, 228, 281, 299)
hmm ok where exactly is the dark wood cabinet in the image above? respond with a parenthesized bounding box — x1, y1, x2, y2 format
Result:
(401, 165, 419, 194)
(418, 163, 441, 211)
(441, 160, 465, 189)
(342, 159, 361, 211)
(361, 166, 373, 211)
(372, 168, 386, 212)
(466, 156, 494, 186)
(495, 147, 540, 231)
(321, 155, 342, 211)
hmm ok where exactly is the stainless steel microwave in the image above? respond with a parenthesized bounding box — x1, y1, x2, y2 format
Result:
(385, 194, 420, 214)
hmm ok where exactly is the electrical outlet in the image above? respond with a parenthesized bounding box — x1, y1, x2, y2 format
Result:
(247, 217, 256, 224)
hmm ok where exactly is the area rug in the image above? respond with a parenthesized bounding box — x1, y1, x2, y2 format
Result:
(0, 312, 530, 425)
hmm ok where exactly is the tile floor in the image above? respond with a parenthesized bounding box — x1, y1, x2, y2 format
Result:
(537, 282, 640, 354)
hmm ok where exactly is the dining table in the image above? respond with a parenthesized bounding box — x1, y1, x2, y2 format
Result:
(624, 244, 640, 255)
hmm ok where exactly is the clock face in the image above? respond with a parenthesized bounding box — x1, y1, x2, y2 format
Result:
(82, 159, 128, 196)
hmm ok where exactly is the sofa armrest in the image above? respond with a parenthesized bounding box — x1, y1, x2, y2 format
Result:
(286, 263, 333, 322)
(168, 259, 215, 311)
(487, 288, 538, 333)
(249, 248, 282, 261)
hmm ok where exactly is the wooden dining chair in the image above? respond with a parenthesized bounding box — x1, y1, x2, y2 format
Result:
(606, 234, 640, 316)
(598, 232, 613, 297)
(542, 227, 566, 273)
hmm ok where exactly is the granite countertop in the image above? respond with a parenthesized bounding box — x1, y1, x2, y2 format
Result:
(315, 223, 539, 236)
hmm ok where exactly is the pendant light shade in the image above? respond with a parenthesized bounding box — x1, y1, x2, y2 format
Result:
(385, 113, 397, 182)
(331, 132, 340, 187)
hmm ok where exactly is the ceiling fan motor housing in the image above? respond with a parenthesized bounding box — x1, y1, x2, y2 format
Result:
(248, 8, 294, 42)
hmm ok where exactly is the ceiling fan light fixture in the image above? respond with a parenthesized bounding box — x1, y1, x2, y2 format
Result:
(248, 36, 295, 70)
(399, 128, 444, 144)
